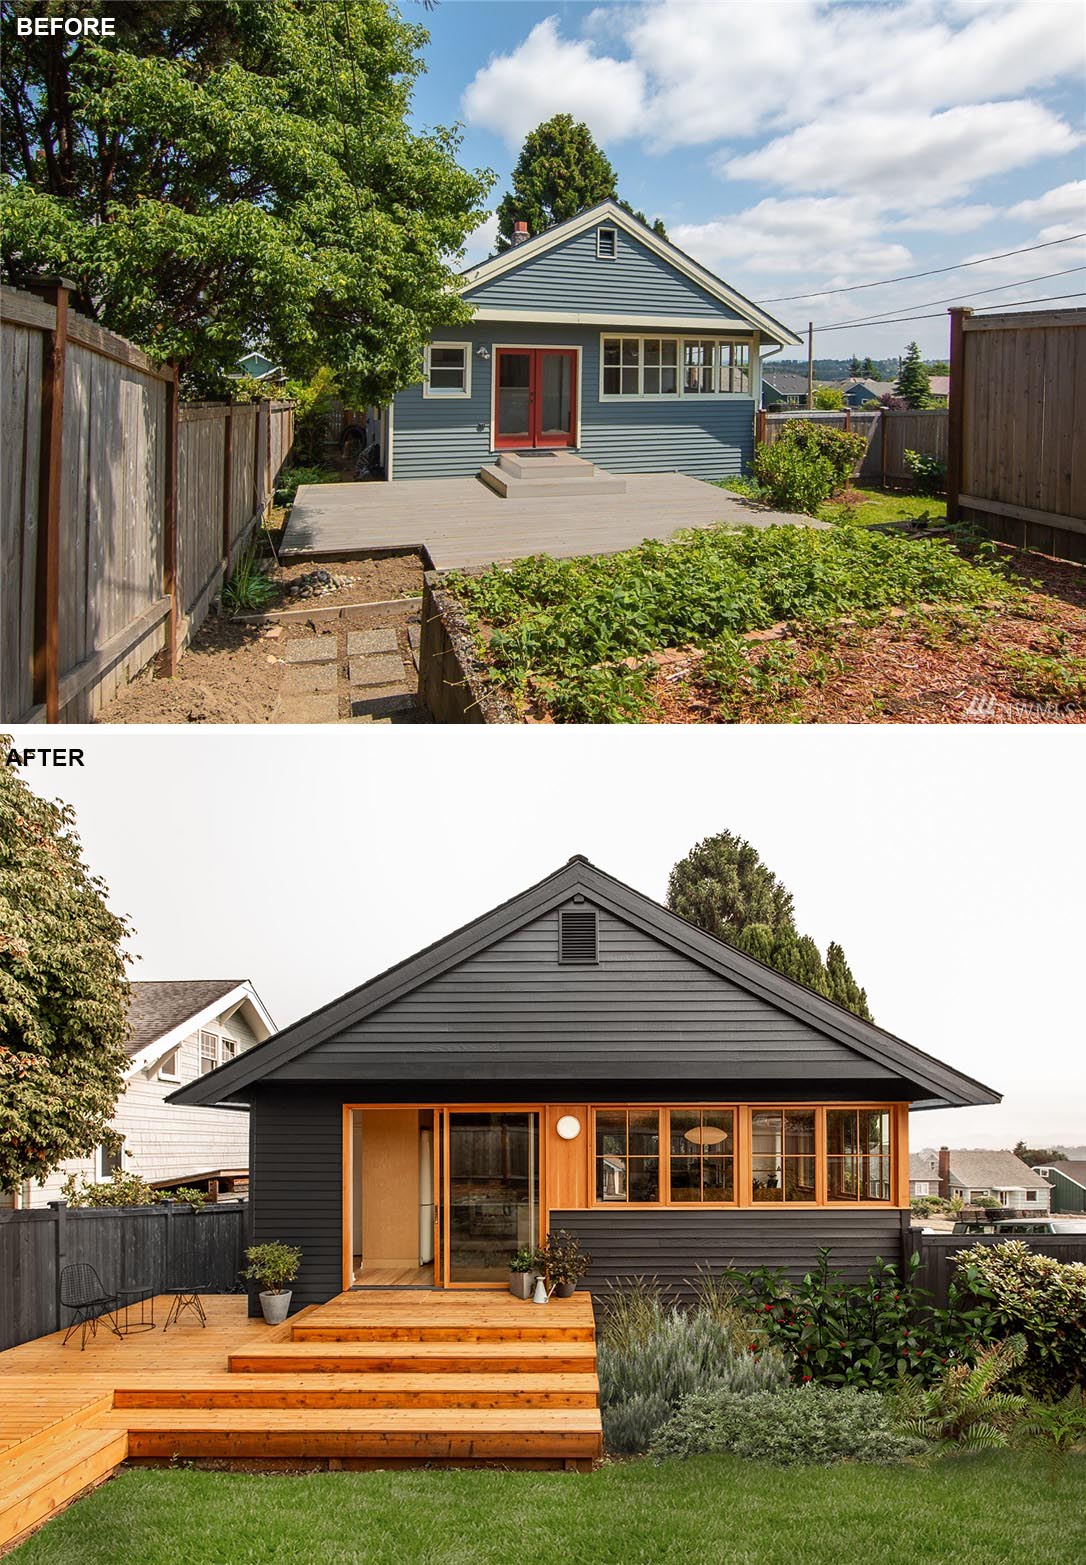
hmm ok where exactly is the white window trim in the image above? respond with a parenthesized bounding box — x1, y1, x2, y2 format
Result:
(422, 342, 472, 399)
(158, 1046, 181, 1083)
(199, 1029, 221, 1075)
(596, 227, 618, 260)
(598, 332, 754, 402)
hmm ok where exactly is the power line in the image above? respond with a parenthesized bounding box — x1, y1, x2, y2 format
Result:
(810, 291, 1086, 334)
(814, 266, 1085, 331)
(755, 233, 1086, 304)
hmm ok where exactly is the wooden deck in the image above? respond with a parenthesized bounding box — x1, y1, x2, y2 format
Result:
(0, 1290, 601, 1548)
(281, 472, 820, 569)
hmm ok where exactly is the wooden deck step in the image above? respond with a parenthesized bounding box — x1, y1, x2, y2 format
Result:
(229, 1339, 597, 1374)
(0, 1384, 114, 1461)
(115, 1372, 598, 1410)
(0, 1426, 128, 1549)
(113, 1406, 603, 1462)
(291, 1321, 595, 1343)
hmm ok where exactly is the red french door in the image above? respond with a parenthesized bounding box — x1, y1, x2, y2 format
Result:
(494, 349, 577, 450)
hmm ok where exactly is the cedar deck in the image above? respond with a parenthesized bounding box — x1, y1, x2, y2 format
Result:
(0, 1290, 602, 1549)
(280, 472, 820, 569)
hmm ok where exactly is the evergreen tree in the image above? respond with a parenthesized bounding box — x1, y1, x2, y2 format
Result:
(894, 341, 932, 408)
(849, 355, 861, 377)
(495, 114, 665, 250)
(667, 831, 874, 1021)
(861, 356, 877, 378)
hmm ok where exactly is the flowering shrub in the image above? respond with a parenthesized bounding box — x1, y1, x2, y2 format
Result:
(953, 1242, 1086, 1396)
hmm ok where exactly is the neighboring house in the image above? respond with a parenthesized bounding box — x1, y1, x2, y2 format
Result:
(386, 200, 800, 483)
(1033, 1161, 1086, 1215)
(231, 351, 287, 384)
(927, 375, 950, 400)
(172, 857, 998, 1310)
(911, 1147, 1052, 1213)
(838, 378, 896, 406)
(761, 371, 819, 408)
(18, 980, 275, 1208)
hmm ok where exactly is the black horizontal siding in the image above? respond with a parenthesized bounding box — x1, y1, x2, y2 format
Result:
(268, 906, 896, 1086)
(249, 1089, 343, 1314)
(551, 1208, 906, 1296)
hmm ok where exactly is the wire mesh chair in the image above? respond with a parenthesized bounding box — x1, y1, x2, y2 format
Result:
(59, 1264, 125, 1350)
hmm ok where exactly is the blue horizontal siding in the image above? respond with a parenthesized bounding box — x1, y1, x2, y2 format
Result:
(392, 324, 754, 482)
(463, 224, 731, 319)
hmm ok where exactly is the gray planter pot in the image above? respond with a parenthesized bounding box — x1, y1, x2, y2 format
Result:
(508, 1271, 534, 1300)
(259, 1289, 292, 1325)
(553, 1281, 576, 1299)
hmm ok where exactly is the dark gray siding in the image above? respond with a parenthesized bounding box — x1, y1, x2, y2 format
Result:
(266, 905, 897, 1089)
(462, 224, 733, 319)
(249, 1089, 342, 1313)
(553, 1208, 906, 1294)
(392, 322, 754, 482)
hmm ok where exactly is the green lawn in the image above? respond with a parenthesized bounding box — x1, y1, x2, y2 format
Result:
(820, 485, 948, 527)
(15, 1455, 1085, 1565)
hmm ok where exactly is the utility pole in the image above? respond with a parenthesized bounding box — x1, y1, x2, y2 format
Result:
(807, 321, 814, 408)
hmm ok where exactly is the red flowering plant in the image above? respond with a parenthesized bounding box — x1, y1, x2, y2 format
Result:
(726, 1248, 999, 1392)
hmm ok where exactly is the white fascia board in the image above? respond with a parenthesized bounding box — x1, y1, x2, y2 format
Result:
(467, 306, 756, 333)
(126, 982, 276, 1076)
(459, 201, 801, 346)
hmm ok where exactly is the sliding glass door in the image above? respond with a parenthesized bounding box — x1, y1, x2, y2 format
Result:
(443, 1111, 539, 1284)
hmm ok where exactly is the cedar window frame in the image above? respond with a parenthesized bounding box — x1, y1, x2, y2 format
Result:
(824, 1106, 893, 1204)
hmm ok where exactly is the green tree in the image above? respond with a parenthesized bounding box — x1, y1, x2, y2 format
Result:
(0, 0, 493, 400)
(848, 355, 861, 377)
(1012, 1141, 1061, 1167)
(861, 356, 877, 378)
(667, 831, 873, 1021)
(495, 113, 665, 250)
(927, 360, 950, 376)
(813, 386, 845, 409)
(0, 747, 133, 1195)
(894, 341, 932, 408)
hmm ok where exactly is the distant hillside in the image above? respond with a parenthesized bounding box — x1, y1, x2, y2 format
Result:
(775, 358, 901, 381)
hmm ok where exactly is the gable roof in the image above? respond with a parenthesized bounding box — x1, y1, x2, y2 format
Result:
(458, 201, 801, 347)
(169, 857, 999, 1112)
(944, 1150, 1051, 1192)
(124, 979, 276, 1073)
(909, 1151, 940, 1182)
(1034, 1160, 1086, 1189)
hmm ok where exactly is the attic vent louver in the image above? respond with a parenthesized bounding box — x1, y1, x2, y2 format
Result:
(559, 904, 598, 964)
(596, 227, 617, 259)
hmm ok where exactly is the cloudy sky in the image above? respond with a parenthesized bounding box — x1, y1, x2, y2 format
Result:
(411, 0, 1086, 358)
(8, 725, 1084, 1151)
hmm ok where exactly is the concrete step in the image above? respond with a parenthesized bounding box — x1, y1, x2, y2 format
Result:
(479, 463, 626, 498)
(496, 451, 597, 481)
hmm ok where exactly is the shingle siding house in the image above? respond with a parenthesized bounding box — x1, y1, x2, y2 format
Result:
(387, 201, 800, 483)
(910, 1148, 1052, 1213)
(172, 858, 998, 1312)
(17, 980, 274, 1208)
(1033, 1162, 1086, 1215)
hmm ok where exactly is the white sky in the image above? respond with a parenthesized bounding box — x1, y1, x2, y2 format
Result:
(7, 724, 1084, 1153)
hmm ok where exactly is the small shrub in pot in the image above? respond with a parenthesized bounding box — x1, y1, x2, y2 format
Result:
(534, 1230, 591, 1298)
(244, 1241, 302, 1325)
(508, 1247, 537, 1300)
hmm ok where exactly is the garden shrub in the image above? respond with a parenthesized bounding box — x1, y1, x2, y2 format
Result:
(890, 1336, 1028, 1450)
(597, 1282, 788, 1453)
(273, 463, 337, 506)
(953, 1242, 1086, 1397)
(752, 440, 834, 515)
(904, 448, 946, 497)
(650, 1385, 923, 1466)
(62, 1170, 161, 1207)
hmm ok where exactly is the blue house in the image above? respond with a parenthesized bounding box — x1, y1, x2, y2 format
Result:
(386, 201, 799, 484)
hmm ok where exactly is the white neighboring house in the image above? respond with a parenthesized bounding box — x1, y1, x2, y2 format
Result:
(909, 1148, 1052, 1213)
(16, 979, 274, 1208)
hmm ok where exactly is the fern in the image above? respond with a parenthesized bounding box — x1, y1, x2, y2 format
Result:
(891, 1335, 1028, 1448)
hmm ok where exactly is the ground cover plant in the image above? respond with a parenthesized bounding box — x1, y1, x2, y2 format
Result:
(650, 1384, 923, 1466)
(446, 522, 1022, 722)
(13, 1455, 1084, 1565)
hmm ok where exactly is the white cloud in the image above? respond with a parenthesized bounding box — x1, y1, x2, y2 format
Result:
(460, 17, 645, 149)
(723, 102, 1081, 204)
(891, 206, 999, 235)
(460, 213, 498, 267)
(672, 197, 912, 278)
(1008, 180, 1086, 225)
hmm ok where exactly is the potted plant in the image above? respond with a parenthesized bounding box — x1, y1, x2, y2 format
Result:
(534, 1230, 591, 1299)
(508, 1247, 536, 1299)
(243, 1241, 302, 1324)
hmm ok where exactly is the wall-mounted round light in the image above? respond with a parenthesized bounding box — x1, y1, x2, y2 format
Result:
(556, 1115, 582, 1141)
(684, 1125, 729, 1147)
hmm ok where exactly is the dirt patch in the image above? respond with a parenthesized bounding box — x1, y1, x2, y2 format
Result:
(267, 551, 423, 610)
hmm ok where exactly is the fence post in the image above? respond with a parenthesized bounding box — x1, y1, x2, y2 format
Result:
(945, 307, 970, 524)
(31, 278, 74, 722)
(48, 1200, 68, 1333)
(844, 407, 851, 433)
(755, 408, 767, 446)
(163, 363, 180, 675)
(221, 401, 234, 568)
(879, 412, 888, 488)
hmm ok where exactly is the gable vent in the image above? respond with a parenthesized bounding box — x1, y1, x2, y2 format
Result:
(559, 904, 598, 964)
(596, 227, 617, 259)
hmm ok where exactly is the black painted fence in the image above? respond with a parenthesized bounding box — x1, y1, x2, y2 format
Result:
(905, 1229, 1086, 1309)
(0, 1200, 250, 1352)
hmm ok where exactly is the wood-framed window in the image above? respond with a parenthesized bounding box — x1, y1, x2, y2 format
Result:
(595, 1109, 661, 1203)
(643, 338, 679, 395)
(423, 343, 471, 398)
(602, 337, 641, 397)
(669, 1108, 736, 1203)
(718, 341, 751, 393)
(683, 339, 716, 394)
(199, 1030, 219, 1075)
(825, 1108, 891, 1201)
(751, 1108, 817, 1202)
(600, 334, 753, 400)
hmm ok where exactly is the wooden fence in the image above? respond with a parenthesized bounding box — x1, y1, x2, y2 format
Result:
(947, 305, 1086, 563)
(757, 407, 948, 486)
(0, 281, 294, 723)
(904, 1229, 1086, 1310)
(0, 1200, 250, 1352)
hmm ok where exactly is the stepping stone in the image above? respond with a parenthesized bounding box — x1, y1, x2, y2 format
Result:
(347, 628, 397, 656)
(349, 653, 406, 689)
(273, 693, 339, 724)
(284, 638, 337, 664)
(350, 689, 416, 719)
(283, 662, 337, 695)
